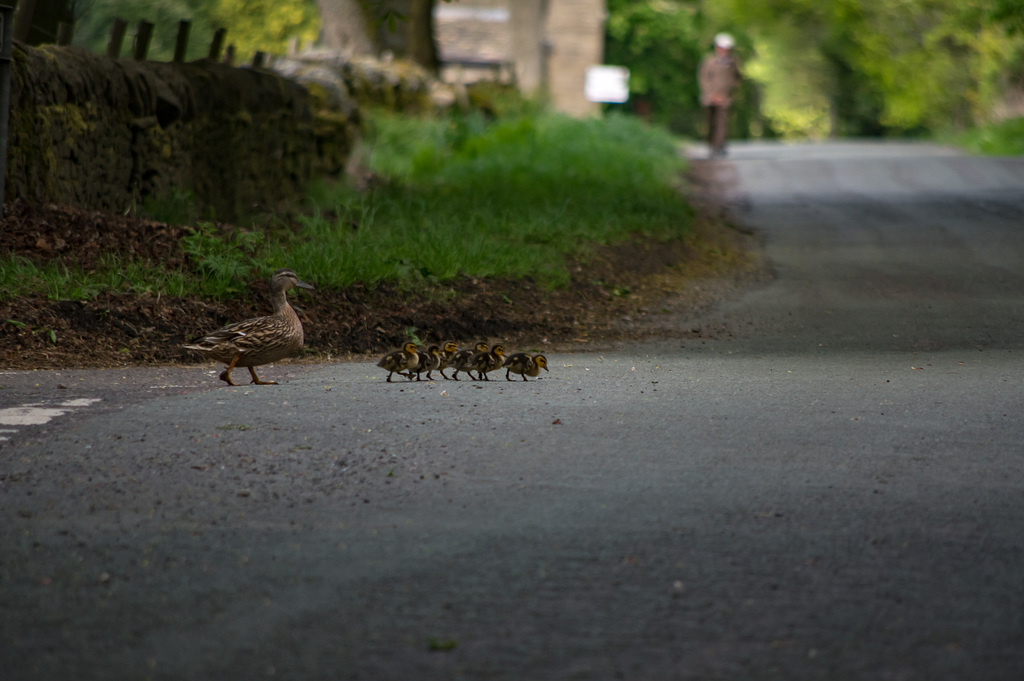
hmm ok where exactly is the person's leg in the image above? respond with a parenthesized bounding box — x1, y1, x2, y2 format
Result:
(706, 106, 717, 152)
(712, 105, 729, 155)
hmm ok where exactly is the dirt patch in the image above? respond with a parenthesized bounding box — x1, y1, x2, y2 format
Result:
(0, 165, 768, 371)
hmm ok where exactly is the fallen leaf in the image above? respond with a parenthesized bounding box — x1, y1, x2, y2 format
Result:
(552, 419, 562, 425)
(428, 639, 458, 652)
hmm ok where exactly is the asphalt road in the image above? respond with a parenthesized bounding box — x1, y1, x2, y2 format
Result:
(2, 141, 1023, 680)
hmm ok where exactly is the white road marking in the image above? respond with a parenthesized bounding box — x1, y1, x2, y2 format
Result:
(0, 398, 102, 441)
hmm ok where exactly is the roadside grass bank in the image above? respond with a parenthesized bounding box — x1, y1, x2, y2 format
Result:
(1, 111, 691, 301)
(947, 116, 1024, 156)
(1, 109, 767, 370)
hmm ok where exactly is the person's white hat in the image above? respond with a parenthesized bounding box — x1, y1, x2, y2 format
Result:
(714, 33, 735, 49)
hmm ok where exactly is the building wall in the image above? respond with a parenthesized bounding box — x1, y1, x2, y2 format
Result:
(438, 0, 608, 118)
(543, 0, 606, 117)
(509, 0, 547, 96)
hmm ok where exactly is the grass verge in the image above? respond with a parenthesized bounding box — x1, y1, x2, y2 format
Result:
(2, 110, 692, 299)
(949, 117, 1024, 156)
(282, 111, 691, 289)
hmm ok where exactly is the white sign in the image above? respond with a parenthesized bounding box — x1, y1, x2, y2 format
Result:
(584, 65, 630, 104)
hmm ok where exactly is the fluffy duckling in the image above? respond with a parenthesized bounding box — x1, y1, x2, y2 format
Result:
(504, 353, 549, 381)
(437, 341, 460, 379)
(413, 344, 442, 381)
(449, 341, 489, 381)
(469, 344, 506, 381)
(184, 268, 314, 386)
(377, 342, 419, 382)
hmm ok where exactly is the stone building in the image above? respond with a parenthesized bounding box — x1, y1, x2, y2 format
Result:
(434, 0, 607, 117)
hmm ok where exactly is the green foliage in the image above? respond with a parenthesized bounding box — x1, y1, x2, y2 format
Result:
(210, 0, 321, 60)
(139, 188, 200, 226)
(281, 110, 691, 289)
(0, 252, 191, 301)
(179, 222, 266, 296)
(604, 0, 708, 136)
(953, 116, 1024, 155)
(991, 0, 1024, 35)
(707, 0, 1024, 137)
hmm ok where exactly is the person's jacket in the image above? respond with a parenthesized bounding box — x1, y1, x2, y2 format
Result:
(698, 52, 742, 107)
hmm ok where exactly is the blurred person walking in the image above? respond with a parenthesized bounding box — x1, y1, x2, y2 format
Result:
(698, 33, 742, 158)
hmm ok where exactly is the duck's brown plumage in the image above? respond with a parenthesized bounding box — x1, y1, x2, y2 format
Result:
(413, 344, 442, 381)
(184, 268, 314, 386)
(437, 341, 460, 379)
(450, 341, 489, 381)
(505, 353, 549, 381)
(377, 342, 420, 382)
(469, 344, 505, 381)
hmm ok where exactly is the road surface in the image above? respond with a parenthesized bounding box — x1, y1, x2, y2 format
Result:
(2, 141, 1023, 680)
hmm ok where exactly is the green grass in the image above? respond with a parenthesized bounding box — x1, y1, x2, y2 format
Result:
(2, 110, 692, 300)
(282, 111, 691, 289)
(951, 117, 1024, 156)
(0, 253, 197, 301)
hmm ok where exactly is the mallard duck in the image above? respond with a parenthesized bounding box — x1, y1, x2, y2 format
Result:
(377, 341, 420, 382)
(469, 343, 505, 381)
(413, 344, 442, 381)
(505, 353, 549, 381)
(437, 341, 460, 379)
(449, 341, 488, 381)
(184, 268, 314, 386)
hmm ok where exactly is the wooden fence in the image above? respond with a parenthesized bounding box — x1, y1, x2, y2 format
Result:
(10, 2, 270, 68)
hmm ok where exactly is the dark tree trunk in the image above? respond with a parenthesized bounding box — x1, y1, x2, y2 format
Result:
(407, 0, 439, 73)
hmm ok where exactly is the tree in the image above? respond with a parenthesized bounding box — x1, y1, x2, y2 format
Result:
(707, 0, 1024, 137)
(316, 0, 440, 72)
(604, 1, 708, 136)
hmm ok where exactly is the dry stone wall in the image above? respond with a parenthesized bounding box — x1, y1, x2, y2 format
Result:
(6, 44, 453, 222)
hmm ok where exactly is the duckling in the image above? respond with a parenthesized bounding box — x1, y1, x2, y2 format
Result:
(505, 353, 549, 381)
(469, 343, 506, 381)
(184, 268, 314, 386)
(437, 341, 460, 379)
(377, 341, 419, 382)
(413, 344, 442, 381)
(449, 341, 489, 381)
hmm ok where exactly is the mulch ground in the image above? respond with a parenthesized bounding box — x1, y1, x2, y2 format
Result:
(0, 165, 769, 371)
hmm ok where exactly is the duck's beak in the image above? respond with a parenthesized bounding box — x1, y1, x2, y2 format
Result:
(297, 279, 315, 290)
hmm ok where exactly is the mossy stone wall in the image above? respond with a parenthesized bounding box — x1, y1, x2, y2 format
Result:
(7, 45, 359, 222)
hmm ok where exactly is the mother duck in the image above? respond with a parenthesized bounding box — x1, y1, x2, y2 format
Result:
(185, 268, 314, 386)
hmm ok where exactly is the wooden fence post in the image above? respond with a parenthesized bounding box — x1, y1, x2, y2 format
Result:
(251, 51, 265, 69)
(56, 21, 74, 46)
(209, 27, 226, 61)
(106, 18, 127, 57)
(224, 44, 235, 66)
(11, 0, 35, 43)
(174, 19, 191, 63)
(133, 20, 154, 61)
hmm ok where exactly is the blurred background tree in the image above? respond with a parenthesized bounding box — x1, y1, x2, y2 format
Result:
(315, 0, 439, 71)
(603, 0, 764, 139)
(703, 0, 1024, 138)
(603, 0, 705, 135)
(41, 0, 1024, 142)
